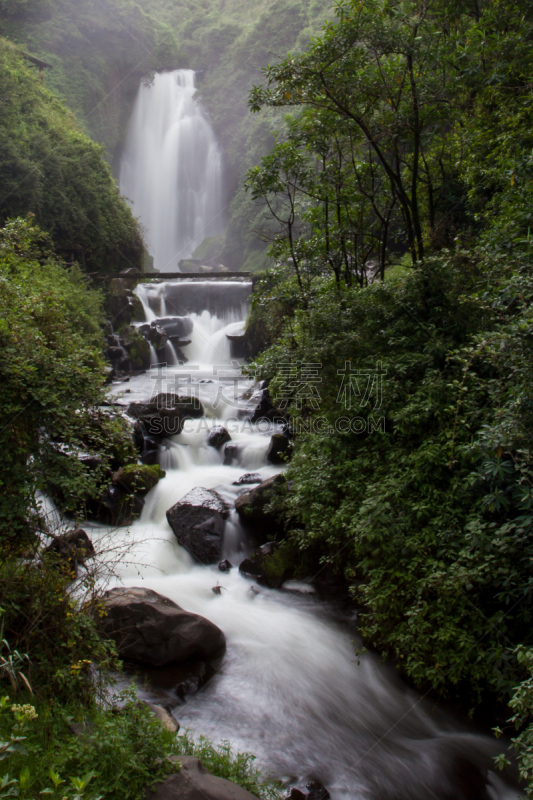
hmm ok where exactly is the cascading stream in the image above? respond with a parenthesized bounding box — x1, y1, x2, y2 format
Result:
(88, 279, 520, 800)
(119, 70, 224, 272)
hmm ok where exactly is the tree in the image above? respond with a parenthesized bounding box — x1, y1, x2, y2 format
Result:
(250, 0, 468, 265)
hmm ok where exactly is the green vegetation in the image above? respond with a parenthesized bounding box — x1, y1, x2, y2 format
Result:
(0, 0, 179, 157)
(174, 733, 281, 799)
(2, 0, 533, 793)
(0, 216, 137, 541)
(0, 41, 144, 272)
(242, 0, 533, 784)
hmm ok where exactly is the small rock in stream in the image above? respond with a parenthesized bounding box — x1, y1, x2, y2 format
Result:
(218, 559, 233, 572)
(232, 473, 262, 486)
(306, 781, 330, 800)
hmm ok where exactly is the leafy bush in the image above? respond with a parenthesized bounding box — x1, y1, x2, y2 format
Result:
(251, 248, 533, 704)
(175, 732, 282, 800)
(0, 689, 181, 800)
(0, 216, 135, 543)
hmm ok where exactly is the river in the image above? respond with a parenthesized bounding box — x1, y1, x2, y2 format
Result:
(74, 277, 517, 800)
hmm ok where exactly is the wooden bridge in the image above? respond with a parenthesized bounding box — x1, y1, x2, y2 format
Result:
(95, 272, 252, 281)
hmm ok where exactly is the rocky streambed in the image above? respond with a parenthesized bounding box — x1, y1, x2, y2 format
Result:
(48, 278, 517, 800)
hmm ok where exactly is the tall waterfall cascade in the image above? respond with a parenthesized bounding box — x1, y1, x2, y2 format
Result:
(119, 70, 224, 272)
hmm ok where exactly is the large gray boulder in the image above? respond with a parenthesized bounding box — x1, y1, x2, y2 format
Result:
(147, 756, 259, 800)
(99, 587, 225, 667)
(166, 488, 229, 564)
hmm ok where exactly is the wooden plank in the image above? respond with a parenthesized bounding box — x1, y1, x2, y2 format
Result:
(94, 272, 252, 280)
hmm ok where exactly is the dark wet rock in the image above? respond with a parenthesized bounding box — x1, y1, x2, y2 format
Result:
(234, 473, 286, 531)
(166, 488, 229, 564)
(77, 451, 106, 471)
(207, 426, 231, 449)
(218, 559, 233, 572)
(46, 528, 95, 572)
(113, 464, 165, 495)
(434, 752, 491, 800)
(250, 388, 286, 424)
(140, 434, 160, 465)
(128, 393, 204, 441)
(306, 782, 330, 800)
(150, 316, 193, 339)
(223, 442, 239, 466)
(232, 473, 262, 486)
(100, 587, 226, 667)
(267, 433, 292, 464)
(117, 325, 151, 370)
(286, 791, 307, 800)
(148, 756, 260, 800)
(239, 542, 292, 589)
(145, 325, 168, 352)
(226, 325, 250, 359)
(211, 585, 223, 595)
(87, 486, 145, 526)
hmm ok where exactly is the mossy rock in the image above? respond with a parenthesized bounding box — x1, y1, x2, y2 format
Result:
(239, 541, 294, 588)
(113, 464, 166, 495)
(118, 325, 151, 369)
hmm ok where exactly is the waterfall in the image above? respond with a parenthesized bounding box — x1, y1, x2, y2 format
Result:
(119, 70, 224, 273)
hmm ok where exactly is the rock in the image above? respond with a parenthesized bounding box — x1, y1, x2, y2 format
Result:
(86, 487, 145, 526)
(239, 542, 291, 589)
(232, 473, 262, 486)
(46, 528, 95, 572)
(77, 451, 106, 471)
(149, 317, 193, 339)
(250, 388, 286, 424)
(212, 585, 223, 595)
(226, 325, 250, 359)
(166, 488, 229, 564)
(286, 791, 307, 800)
(99, 587, 226, 667)
(142, 702, 179, 733)
(113, 464, 166, 495)
(128, 393, 204, 441)
(234, 473, 286, 527)
(118, 325, 151, 370)
(267, 433, 291, 465)
(145, 325, 168, 352)
(147, 755, 260, 800)
(207, 426, 231, 449)
(306, 782, 330, 800)
(218, 559, 233, 572)
(223, 442, 240, 466)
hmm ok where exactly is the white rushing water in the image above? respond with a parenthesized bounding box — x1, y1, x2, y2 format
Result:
(79, 279, 519, 800)
(119, 70, 224, 272)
